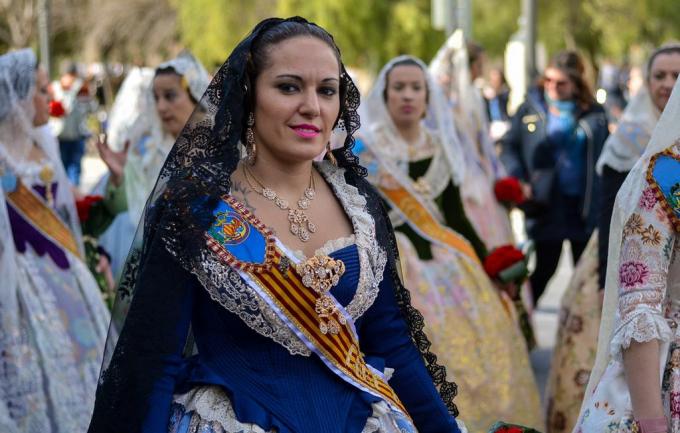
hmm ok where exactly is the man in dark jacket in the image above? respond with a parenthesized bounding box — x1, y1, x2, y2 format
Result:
(500, 51, 609, 304)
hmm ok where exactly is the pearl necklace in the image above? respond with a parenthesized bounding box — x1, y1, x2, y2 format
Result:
(244, 164, 317, 242)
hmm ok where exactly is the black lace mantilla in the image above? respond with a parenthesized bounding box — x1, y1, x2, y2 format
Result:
(88, 17, 457, 432)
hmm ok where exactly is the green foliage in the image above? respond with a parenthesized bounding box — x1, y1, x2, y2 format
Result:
(172, 0, 277, 70)
(277, 0, 445, 72)
(472, 0, 521, 58)
(71, 0, 680, 73)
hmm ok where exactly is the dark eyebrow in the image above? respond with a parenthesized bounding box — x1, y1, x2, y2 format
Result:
(275, 74, 339, 84)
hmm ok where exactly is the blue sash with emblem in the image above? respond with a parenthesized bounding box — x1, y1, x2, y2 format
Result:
(647, 147, 680, 232)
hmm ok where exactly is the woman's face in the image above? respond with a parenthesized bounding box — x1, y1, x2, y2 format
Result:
(33, 67, 50, 127)
(252, 36, 340, 164)
(385, 64, 427, 129)
(153, 72, 196, 138)
(648, 52, 680, 112)
(544, 67, 576, 101)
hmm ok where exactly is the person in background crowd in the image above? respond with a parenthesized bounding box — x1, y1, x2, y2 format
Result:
(484, 67, 511, 142)
(574, 73, 680, 433)
(355, 55, 543, 433)
(51, 62, 96, 185)
(500, 50, 609, 305)
(545, 44, 680, 433)
(94, 53, 210, 277)
(0, 49, 109, 433)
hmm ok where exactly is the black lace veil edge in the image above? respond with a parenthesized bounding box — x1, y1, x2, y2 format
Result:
(89, 16, 457, 432)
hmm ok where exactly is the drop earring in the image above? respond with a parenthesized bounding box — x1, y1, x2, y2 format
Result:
(326, 142, 337, 166)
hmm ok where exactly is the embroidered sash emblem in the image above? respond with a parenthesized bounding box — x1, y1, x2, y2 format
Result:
(209, 211, 250, 245)
(205, 196, 275, 272)
(647, 146, 680, 232)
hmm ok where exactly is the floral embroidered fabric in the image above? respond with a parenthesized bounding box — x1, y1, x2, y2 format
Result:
(576, 145, 679, 432)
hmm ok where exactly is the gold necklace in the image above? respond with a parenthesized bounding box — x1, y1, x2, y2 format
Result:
(243, 164, 317, 242)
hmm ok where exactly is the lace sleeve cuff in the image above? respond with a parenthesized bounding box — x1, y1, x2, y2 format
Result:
(609, 309, 673, 360)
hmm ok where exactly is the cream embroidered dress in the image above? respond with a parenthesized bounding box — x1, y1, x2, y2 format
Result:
(575, 79, 680, 432)
(546, 85, 661, 433)
(357, 55, 543, 433)
(0, 50, 109, 433)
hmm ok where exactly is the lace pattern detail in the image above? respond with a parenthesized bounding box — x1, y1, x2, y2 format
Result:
(318, 162, 387, 319)
(184, 163, 387, 355)
(191, 248, 310, 356)
(288, 234, 356, 261)
(609, 309, 673, 359)
(0, 144, 54, 187)
(170, 385, 416, 433)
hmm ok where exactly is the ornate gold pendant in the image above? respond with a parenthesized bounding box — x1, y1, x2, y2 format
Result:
(297, 255, 346, 334)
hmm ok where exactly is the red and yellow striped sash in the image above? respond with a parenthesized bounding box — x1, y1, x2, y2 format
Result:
(380, 186, 480, 264)
(244, 248, 410, 418)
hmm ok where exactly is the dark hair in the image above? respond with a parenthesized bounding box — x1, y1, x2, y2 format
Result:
(382, 58, 429, 106)
(544, 50, 594, 110)
(154, 66, 199, 105)
(466, 41, 484, 69)
(241, 20, 343, 143)
(646, 44, 680, 78)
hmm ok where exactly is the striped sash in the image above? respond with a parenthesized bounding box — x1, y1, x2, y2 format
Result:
(205, 195, 411, 420)
(379, 185, 480, 264)
(6, 181, 81, 258)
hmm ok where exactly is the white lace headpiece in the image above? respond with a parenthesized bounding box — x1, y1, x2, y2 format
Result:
(359, 55, 467, 185)
(429, 30, 506, 180)
(110, 53, 210, 224)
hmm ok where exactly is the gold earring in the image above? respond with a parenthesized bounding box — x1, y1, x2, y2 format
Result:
(246, 112, 256, 165)
(326, 142, 337, 166)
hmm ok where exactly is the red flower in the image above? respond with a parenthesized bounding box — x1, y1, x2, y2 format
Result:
(76, 195, 104, 222)
(494, 177, 526, 206)
(49, 100, 66, 117)
(494, 426, 525, 433)
(483, 245, 525, 280)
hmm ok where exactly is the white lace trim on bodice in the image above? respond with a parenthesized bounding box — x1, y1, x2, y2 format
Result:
(0, 144, 54, 187)
(193, 162, 386, 356)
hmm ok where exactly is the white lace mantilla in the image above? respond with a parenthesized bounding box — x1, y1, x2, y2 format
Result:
(190, 162, 387, 356)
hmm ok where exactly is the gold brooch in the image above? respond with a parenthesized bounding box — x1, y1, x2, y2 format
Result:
(297, 255, 346, 335)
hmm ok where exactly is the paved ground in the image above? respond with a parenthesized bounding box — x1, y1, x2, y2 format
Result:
(530, 242, 574, 406)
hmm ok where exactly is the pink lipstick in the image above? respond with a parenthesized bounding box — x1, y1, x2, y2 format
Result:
(290, 124, 320, 139)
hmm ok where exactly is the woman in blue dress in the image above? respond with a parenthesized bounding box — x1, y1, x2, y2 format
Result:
(87, 17, 466, 433)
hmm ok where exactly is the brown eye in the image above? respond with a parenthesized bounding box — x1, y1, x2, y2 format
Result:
(277, 83, 299, 93)
(319, 86, 337, 97)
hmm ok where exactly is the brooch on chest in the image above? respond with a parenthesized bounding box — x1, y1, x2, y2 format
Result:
(297, 255, 347, 335)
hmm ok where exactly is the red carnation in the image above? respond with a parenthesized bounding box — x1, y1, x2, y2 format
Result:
(76, 195, 104, 222)
(483, 245, 526, 280)
(494, 426, 525, 433)
(49, 100, 66, 118)
(494, 176, 525, 207)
